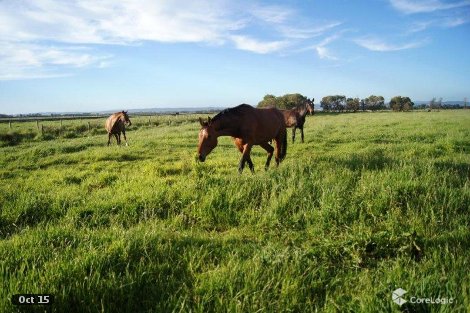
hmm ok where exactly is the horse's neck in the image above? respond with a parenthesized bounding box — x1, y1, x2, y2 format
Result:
(213, 118, 237, 137)
(115, 116, 125, 128)
(297, 105, 308, 117)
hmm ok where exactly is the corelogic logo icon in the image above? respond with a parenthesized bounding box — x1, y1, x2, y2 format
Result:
(392, 287, 454, 306)
(392, 288, 407, 306)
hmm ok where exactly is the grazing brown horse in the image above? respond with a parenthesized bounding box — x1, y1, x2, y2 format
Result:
(281, 98, 314, 143)
(105, 111, 132, 146)
(198, 104, 287, 173)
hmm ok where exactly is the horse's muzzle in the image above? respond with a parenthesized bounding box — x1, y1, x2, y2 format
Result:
(198, 154, 206, 162)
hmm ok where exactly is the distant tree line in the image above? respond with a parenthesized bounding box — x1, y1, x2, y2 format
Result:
(258, 93, 312, 109)
(320, 95, 414, 112)
(257, 93, 470, 113)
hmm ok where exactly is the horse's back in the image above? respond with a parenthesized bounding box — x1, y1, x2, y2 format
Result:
(105, 115, 114, 133)
(250, 107, 285, 143)
(105, 113, 121, 134)
(258, 107, 284, 123)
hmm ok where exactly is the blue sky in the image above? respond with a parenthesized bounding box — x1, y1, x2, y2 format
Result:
(0, 0, 469, 114)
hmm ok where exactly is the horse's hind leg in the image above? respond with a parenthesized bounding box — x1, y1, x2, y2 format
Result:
(259, 142, 274, 170)
(273, 134, 287, 166)
(292, 127, 296, 143)
(300, 126, 304, 143)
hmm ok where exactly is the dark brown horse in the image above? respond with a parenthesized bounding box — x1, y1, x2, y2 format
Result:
(105, 111, 132, 146)
(281, 98, 314, 143)
(197, 104, 287, 173)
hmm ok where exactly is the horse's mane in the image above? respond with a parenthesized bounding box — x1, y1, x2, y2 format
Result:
(211, 104, 252, 123)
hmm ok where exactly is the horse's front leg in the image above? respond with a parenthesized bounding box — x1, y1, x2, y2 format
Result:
(300, 126, 304, 143)
(107, 133, 112, 146)
(114, 133, 119, 145)
(238, 144, 253, 174)
(292, 127, 296, 143)
(122, 130, 128, 146)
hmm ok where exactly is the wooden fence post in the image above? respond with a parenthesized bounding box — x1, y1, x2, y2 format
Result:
(9, 121, 11, 129)
(88, 121, 91, 132)
(41, 124, 44, 135)
(36, 120, 39, 130)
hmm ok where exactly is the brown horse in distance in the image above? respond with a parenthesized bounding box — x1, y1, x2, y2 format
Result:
(282, 98, 314, 143)
(105, 111, 132, 146)
(198, 104, 287, 173)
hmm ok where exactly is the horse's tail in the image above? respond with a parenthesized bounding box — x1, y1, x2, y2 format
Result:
(280, 127, 287, 161)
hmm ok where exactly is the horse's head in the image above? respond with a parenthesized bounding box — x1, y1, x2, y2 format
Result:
(306, 98, 315, 115)
(198, 117, 217, 162)
(121, 111, 132, 126)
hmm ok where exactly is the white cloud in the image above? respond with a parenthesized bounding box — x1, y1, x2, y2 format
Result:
(0, 41, 111, 80)
(279, 22, 343, 39)
(0, 0, 345, 79)
(407, 20, 434, 32)
(297, 31, 348, 60)
(230, 35, 289, 54)
(390, 0, 470, 14)
(406, 15, 468, 33)
(249, 5, 294, 24)
(315, 46, 338, 60)
(0, 0, 244, 45)
(443, 16, 469, 27)
(354, 37, 426, 51)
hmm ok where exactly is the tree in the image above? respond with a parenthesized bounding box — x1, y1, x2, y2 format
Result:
(257, 93, 310, 109)
(390, 96, 414, 111)
(257, 94, 277, 108)
(346, 98, 360, 112)
(320, 95, 346, 112)
(363, 95, 385, 111)
(428, 97, 440, 111)
(436, 97, 442, 111)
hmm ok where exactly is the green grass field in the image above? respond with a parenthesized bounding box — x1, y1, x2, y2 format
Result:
(1, 111, 469, 312)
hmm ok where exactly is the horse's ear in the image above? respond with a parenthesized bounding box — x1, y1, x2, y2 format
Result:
(199, 117, 206, 127)
(207, 117, 211, 125)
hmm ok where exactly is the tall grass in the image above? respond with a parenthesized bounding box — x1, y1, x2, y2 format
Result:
(0, 111, 469, 312)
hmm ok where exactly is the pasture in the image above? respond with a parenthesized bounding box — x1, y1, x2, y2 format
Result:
(0, 110, 469, 312)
